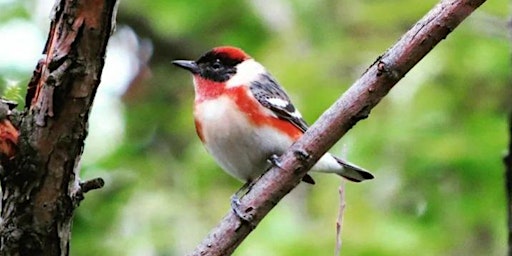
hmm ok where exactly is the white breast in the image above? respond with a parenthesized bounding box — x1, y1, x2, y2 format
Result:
(194, 96, 294, 181)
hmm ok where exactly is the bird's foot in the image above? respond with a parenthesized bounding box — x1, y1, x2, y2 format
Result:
(230, 194, 254, 223)
(230, 181, 255, 223)
(267, 154, 283, 169)
(268, 153, 316, 184)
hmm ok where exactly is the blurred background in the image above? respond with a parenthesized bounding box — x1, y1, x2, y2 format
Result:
(0, 0, 510, 255)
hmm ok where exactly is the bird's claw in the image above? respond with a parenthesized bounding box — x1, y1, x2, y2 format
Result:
(229, 181, 257, 224)
(267, 154, 282, 169)
(230, 194, 254, 223)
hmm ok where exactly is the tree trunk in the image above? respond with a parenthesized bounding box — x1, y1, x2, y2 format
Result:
(0, 0, 118, 255)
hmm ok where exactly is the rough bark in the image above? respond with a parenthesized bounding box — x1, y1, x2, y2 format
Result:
(190, 0, 487, 255)
(0, 0, 117, 255)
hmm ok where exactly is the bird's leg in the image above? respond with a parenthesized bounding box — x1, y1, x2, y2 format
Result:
(230, 180, 256, 223)
(267, 154, 283, 169)
(230, 155, 284, 223)
(231, 180, 252, 207)
(268, 153, 316, 184)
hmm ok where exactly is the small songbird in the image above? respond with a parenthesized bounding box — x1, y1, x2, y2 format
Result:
(173, 46, 373, 187)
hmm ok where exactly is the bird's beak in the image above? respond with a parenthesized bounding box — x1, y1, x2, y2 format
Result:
(172, 60, 199, 74)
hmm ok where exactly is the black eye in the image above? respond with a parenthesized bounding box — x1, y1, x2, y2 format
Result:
(212, 59, 222, 70)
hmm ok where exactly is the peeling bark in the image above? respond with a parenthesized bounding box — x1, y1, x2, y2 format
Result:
(0, 0, 117, 255)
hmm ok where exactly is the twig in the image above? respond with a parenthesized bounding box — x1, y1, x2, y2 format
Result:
(335, 181, 346, 256)
(80, 177, 105, 194)
(72, 177, 106, 207)
(190, 0, 487, 255)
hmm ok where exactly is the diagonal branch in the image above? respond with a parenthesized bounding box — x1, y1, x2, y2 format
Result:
(190, 0, 487, 255)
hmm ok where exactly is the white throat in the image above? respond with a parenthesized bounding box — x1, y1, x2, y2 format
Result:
(226, 59, 266, 88)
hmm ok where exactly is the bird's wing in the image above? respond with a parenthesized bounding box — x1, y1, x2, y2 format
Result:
(249, 73, 309, 133)
(250, 73, 317, 184)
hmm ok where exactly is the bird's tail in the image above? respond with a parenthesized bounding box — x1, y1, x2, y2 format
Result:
(333, 156, 374, 182)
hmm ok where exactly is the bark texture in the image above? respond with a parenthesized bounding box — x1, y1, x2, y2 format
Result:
(190, 0, 487, 255)
(0, 0, 117, 255)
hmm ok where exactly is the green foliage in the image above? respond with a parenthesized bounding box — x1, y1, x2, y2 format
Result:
(2, 82, 24, 104)
(1, 0, 509, 255)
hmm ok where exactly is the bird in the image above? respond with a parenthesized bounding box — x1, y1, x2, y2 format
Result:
(172, 46, 373, 189)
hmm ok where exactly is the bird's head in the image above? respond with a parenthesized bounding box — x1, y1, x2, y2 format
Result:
(173, 46, 267, 94)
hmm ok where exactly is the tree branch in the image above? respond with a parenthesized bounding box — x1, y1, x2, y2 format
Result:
(0, 0, 118, 254)
(190, 0, 487, 255)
